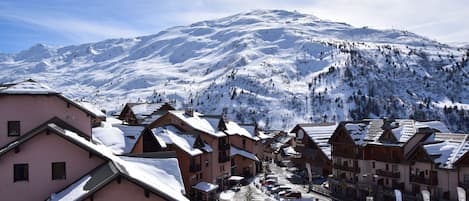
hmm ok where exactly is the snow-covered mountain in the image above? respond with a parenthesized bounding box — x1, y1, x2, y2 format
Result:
(1, 10, 468, 132)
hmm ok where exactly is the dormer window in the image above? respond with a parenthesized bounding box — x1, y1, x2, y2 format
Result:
(8, 121, 20, 136)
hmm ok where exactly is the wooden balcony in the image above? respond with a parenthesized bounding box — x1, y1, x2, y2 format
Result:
(333, 163, 360, 173)
(376, 169, 400, 178)
(410, 175, 438, 185)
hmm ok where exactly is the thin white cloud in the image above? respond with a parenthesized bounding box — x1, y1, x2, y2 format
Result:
(0, 4, 145, 43)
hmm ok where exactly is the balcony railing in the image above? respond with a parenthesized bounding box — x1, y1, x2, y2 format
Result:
(410, 175, 438, 185)
(376, 169, 400, 178)
(189, 163, 201, 172)
(333, 163, 360, 172)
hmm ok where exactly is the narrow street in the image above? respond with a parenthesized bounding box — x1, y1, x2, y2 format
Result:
(230, 162, 332, 201)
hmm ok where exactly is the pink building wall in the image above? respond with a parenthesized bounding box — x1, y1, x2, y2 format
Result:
(199, 134, 231, 187)
(86, 178, 166, 201)
(0, 95, 92, 147)
(0, 131, 105, 201)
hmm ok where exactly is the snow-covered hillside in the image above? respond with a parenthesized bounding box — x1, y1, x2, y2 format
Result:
(1, 10, 468, 132)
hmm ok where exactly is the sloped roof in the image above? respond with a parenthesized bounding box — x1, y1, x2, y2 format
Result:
(169, 111, 226, 137)
(298, 123, 338, 160)
(225, 121, 260, 141)
(129, 103, 166, 119)
(50, 154, 187, 201)
(92, 122, 144, 154)
(76, 101, 106, 118)
(340, 119, 451, 146)
(0, 79, 57, 95)
(151, 126, 212, 156)
(0, 80, 104, 118)
(230, 146, 259, 162)
(422, 133, 469, 169)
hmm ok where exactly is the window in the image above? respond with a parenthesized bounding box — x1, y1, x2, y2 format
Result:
(14, 164, 28, 182)
(52, 162, 66, 180)
(386, 164, 389, 170)
(205, 160, 209, 167)
(392, 164, 398, 172)
(372, 162, 375, 168)
(8, 121, 20, 136)
(464, 175, 469, 184)
(242, 139, 246, 149)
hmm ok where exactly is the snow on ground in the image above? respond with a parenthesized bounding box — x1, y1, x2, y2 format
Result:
(1, 10, 467, 133)
(231, 162, 331, 201)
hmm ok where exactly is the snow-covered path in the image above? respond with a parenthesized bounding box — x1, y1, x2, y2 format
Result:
(230, 162, 332, 201)
(268, 163, 331, 201)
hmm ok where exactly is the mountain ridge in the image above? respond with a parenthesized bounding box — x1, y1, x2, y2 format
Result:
(1, 9, 468, 132)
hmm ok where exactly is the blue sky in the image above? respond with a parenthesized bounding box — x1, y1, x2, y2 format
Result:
(1, 0, 468, 53)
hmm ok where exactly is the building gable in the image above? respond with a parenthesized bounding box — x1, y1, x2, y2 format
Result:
(407, 145, 434, 164)
(328, 125, 354, 145)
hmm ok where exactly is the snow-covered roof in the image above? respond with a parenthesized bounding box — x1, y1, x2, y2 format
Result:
(48, 126, 188, 201)
(152, 126, 212, 156)
(0, 80, 57, 95)
(390, 119, 415, 143)
(130, 103, 165, 119)
(282, 146, 299, 156)
(76, 101, 106, 118)
(141, 114, 164, 125)
(257, 131, 272, 140)
(192, 182, 219, 192)
(92, 122, 144, 154)
(230, 146, 259, 162)
(422, 133, 469, 169)
(169, 111, 226, 137)
(225, 121, 260, 141)
(49, 163, 117, 201)
(344, 122, 370, 145)
(416, 121, 451, 133)
(299, 124, 338, 159)
(118, 156, 186, 196)
(342, 119, 451, 146)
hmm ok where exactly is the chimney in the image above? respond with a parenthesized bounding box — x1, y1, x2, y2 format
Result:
(222, 107, 228, 122)
(381, 117, 391, 130)
(185, 107, 194, 117)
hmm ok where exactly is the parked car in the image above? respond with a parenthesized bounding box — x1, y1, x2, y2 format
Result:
(266, 184, 279, 191)
(282, 191, 302, 199)
(265, 178, 277, 185)
(271, 185, 291, 194)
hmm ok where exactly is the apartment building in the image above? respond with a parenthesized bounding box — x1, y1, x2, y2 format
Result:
(291, 123, 337, 177)
(328, 118, 469, 201)
(0, 80, 187, 201)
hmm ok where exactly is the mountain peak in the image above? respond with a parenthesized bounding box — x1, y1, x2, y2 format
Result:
(1, 10, 467, 132)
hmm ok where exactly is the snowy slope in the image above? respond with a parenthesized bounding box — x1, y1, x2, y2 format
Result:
(0, 10, 468, 132)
